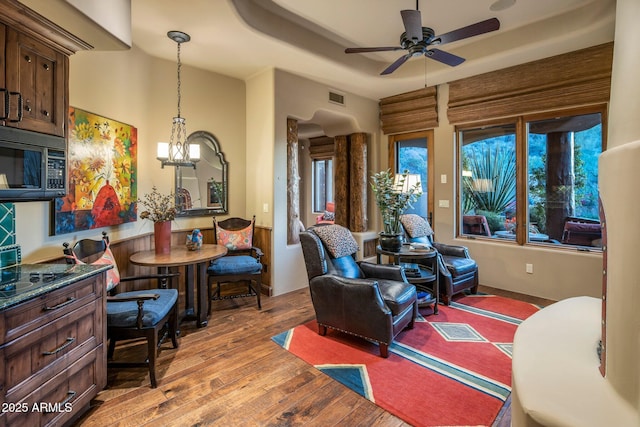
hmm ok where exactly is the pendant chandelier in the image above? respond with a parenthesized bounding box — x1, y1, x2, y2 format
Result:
(157, 30, 200, 168)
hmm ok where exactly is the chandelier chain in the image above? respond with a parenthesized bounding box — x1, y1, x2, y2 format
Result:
(176, 41, 182, 119)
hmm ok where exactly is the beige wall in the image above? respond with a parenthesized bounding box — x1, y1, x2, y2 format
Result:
(246, 69, 275, 229)
(16, 44, 246, 262)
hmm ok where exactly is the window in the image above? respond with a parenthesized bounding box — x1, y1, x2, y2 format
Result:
(460, 123, 517, 238)
(396, 138, 428, 217)
(458, 108, 604, 249)
(390, 130, 434, 223)
(312, 158, 333, 212)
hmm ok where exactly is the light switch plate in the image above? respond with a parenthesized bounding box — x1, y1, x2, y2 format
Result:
(438, 200, 450, 208)
(440, 174, 447, 184)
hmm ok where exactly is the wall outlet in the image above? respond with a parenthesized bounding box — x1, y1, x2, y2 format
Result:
(263, 203, 269, 213)
(440, 174, 447, 184)
(526, 263, 534, 274)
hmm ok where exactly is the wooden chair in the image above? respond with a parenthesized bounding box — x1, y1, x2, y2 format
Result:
(63, 231, 180, 388)
(208, 216, 263, 311)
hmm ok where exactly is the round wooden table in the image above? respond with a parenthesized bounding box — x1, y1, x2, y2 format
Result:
(129, 244, 227, 327)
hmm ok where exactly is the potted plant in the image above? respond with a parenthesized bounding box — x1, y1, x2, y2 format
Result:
(138, 186, 178, 254)
(371, 169, 423, 251)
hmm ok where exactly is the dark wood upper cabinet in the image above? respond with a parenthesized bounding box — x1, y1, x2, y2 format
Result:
(0, 0, 90, 137)
(3, 27, 66, 136)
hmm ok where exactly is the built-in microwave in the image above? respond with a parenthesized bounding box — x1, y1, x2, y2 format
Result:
(0, 127, 66, 201)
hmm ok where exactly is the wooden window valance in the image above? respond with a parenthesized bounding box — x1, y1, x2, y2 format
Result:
(308, 136, 335, 159)
(447, 42, 613, 125)
(379, 87, 438, 135)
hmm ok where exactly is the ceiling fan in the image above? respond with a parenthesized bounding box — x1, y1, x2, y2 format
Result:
(344, 1, 500, 75)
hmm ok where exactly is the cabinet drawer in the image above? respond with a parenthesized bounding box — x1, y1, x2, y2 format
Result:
(2, 345, 101, 427)
(1, 276, 102, 344)
(1, 297, 102, 403)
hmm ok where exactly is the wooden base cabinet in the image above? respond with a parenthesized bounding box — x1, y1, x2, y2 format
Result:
(0, 273, 107, 427)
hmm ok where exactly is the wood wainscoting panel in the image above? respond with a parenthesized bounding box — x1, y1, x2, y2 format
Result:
(49, 226, 273, 314)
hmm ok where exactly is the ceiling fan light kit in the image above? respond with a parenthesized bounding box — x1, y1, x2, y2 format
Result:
(345, 3, 500, 75)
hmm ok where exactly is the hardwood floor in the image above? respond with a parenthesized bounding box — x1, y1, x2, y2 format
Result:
(72, 285, 554, 426)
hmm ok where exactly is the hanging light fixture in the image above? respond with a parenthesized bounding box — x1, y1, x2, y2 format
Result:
(157, 30, 200, 168)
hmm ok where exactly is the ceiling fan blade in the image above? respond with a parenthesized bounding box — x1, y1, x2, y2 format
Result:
(345, 46, 403, 53)
(381, 53, 412, 75)
(426, 48, 465, 66)
(434, 18, 500, 45)
(401, 9, 423, 42)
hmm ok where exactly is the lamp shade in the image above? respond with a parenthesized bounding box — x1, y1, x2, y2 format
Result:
(156, 142, 169, 160)
(394, 173, 422, 193)
(472, 178, 494, 193)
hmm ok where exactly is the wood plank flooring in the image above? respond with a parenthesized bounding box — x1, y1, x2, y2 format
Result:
(71, 285, 554, 427)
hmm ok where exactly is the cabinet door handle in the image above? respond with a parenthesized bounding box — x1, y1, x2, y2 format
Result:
(8, 92, 22, 122)
(42, 110, 50, 117)
(24, 55, 31, 63)
(44, 390, 76, 413)
(0, 88, 7, 120)
(42, 337, 75, 355)
(43, 297, 77, 311)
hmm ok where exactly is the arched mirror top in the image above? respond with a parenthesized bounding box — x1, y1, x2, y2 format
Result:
(175, 131, 228, 216)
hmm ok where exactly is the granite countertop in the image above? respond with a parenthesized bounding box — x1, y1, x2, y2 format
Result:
(0, 263, 112, 311)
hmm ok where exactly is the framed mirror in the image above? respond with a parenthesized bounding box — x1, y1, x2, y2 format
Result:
(175, 131, 228, 216)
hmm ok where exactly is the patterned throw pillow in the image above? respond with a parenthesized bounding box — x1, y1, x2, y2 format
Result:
(312, 224, 359, 258)
(216, 223, 253, 250)
(400, 214, 434, 238)
(66, 243, 121, 292)
(322, 210, 335, 221)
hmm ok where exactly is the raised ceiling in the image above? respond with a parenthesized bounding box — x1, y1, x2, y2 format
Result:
(132, 0, 614, 100)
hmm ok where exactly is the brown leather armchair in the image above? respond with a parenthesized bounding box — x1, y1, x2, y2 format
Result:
(401, 214, 479, 305)
(300, 225, 419, 357)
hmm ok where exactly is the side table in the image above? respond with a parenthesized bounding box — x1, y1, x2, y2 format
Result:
(376, 244, 439, 314)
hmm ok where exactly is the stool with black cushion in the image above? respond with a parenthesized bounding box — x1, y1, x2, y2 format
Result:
(401, 214, 479, 305)
(208, 216, 263, 311)
(63, 231, 180, 388)
(300, 224, 418, 358)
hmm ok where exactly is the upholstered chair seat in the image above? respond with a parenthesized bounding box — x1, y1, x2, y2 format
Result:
(209, 255, 262, 275)
(440, 254, 477, 277)
(106, 289, 179, 328)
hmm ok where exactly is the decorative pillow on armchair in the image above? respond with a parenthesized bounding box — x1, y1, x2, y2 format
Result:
(216, 222, 253, 250)
(400, 214, 434, 238)
(312, 224, 359, 258)
(322, 210, 335, 221)
(65, 244, 120, 292)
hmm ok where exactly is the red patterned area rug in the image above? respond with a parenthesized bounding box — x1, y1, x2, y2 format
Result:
(272, 294, 541, 427)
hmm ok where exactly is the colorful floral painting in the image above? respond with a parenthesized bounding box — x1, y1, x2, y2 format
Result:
(53, 107, 137, 235)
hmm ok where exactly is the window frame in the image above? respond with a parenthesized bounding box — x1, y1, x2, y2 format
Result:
(389, 130, 435, 224)
(456, 104, 607, 250)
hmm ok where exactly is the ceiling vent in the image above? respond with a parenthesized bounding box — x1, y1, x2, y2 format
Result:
(328, 91, 345, 106)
